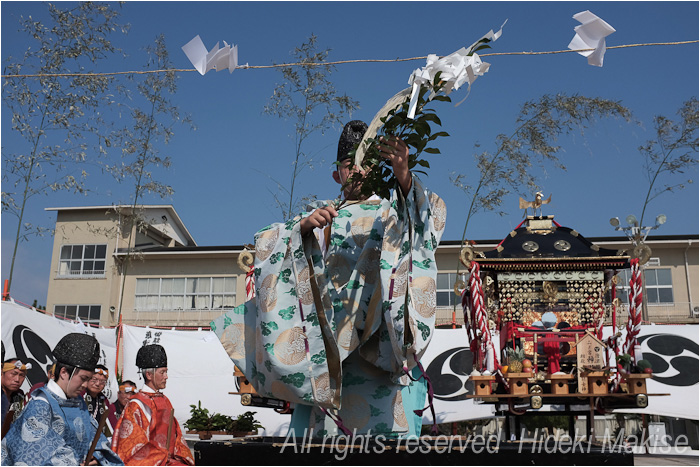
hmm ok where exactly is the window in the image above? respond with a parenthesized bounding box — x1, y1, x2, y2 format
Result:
(134, 277, 237, 311)
(644, 268, 674, 304)
(58, 244, 107, 277)
(436, 272, 466, 307)
(615, 268, 674, 304)
(54, 305, 101, 324)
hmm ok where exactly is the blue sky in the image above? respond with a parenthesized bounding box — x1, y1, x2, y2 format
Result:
(2, 1, 698, 306)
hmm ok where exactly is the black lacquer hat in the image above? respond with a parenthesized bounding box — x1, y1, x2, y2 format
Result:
(136, 344, 167, 369)
(337, 120, 368, 162)
(53, 333, 101, 371)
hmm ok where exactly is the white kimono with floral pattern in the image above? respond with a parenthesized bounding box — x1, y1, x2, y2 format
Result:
(212, 175, 446, 436)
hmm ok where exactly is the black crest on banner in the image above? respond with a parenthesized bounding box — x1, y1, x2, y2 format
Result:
(638, 334, 699, 387)
(11, 325, 54, 387)
(425, 347, 474, 401)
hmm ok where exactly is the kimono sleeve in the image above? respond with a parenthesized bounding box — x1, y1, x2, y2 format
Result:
(212, 213, 342, 410)
(91, 428, 124, 466)
(1, 398, 80, 465)
(404, 176, 447, 359)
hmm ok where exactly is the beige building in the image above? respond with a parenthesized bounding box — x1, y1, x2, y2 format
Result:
(45, 205, 699, 329)
(45, 205, 241, 328)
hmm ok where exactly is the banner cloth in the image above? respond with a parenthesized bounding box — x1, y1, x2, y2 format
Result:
(423, 325, 699, 422)
(1, 300, 119, 400)
(1, 301, 290, 436)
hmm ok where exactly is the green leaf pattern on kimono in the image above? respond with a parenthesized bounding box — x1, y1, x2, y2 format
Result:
(278, 306, 295, 320)
(281, 372, 306, 388)
(211, 175, 446, 436)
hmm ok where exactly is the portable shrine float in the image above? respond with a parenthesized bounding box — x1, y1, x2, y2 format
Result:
(459, 211, 667, 433)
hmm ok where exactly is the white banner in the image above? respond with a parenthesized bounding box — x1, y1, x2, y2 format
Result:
(607, 324, 699, 420)
(1, 301, 290, 436)
(422, 328, 497, 423)
(1, 300, 119, 400)
(421, 325, 699, 423)
(119, 325, 289, 436)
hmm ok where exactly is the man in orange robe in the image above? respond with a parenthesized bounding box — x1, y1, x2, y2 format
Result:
(111, 345, 193, 466)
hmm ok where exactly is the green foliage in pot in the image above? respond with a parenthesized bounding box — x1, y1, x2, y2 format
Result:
(185, 401, 233, 432)
(227, 411, 265, 434)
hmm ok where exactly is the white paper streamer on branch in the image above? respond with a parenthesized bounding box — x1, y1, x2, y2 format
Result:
(405, 21, 507, 119)
(181, 35, 241, 75)
(568, 10, 616, 67)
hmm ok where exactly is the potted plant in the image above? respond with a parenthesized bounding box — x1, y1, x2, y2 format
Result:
(227, 411, 264, 437)
(185, 401, 233, 440)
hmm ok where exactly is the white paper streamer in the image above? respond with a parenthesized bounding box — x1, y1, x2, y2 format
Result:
(182, 35, 242, 75)
(405, 21, 506, 119)
(568, 10, 616, 67)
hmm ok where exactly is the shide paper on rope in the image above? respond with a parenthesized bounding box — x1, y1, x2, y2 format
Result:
(568, 10, 616, 67)
(405, 21, 507, 119)
(182, 35, 241, 75)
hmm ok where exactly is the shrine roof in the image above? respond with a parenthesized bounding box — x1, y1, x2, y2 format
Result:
(478, 216, 628, 269)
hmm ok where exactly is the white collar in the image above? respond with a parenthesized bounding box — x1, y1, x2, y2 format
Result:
(141, 384, 159, 394)
(342, 194, 380, 202)
(47, 379, 67, 400)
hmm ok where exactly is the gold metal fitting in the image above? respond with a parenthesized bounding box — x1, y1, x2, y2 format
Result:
(530, 395, 543, 409)
(635, 394, 648, 408)
(237, 250, 255, 272)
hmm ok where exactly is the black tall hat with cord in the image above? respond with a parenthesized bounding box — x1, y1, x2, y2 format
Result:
(52, 333, 101, 371)
(337, 120, 368, 162)
(136, 344, 168, 369)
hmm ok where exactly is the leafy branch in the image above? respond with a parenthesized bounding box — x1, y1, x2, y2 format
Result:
(340, 30, 502, 204)
(264, 34, 359, 220)
(1, 2, 127, 293)
(351, 78, 451, 202)
(102, 35, 194, 321)
(452, 94, 634, 245)
(637, 97, 698, 226)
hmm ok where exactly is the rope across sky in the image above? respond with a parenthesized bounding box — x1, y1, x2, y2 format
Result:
(1, 40, 697, 79)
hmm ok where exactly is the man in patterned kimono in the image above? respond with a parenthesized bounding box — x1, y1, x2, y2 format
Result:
(84, 364, 118, 438)
(1, 333, 123, 465)
(213, 120, 447, 438)
(111, 344, 194, 466)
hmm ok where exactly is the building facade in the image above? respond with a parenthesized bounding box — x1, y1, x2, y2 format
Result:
(45, 205, 699, 329)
